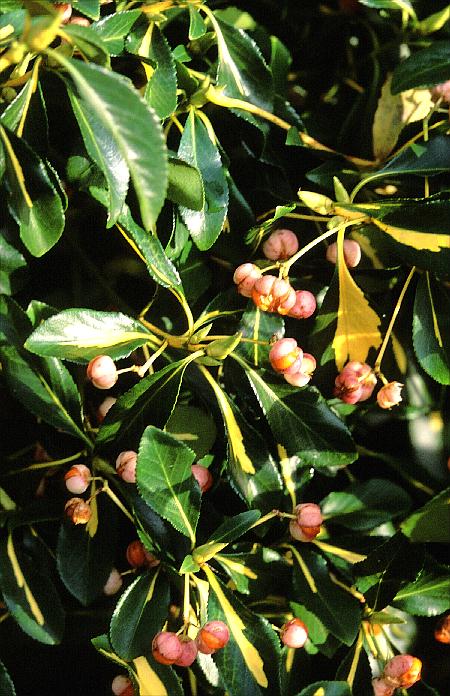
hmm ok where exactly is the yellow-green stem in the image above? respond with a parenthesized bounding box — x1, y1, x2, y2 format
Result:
(102, 483, 134, 523)
(279, 544, 318, 594)
(347, 629, 364, 688)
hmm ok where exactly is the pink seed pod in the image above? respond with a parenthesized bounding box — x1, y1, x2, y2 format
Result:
(174, 637, 198, 667)
(64, 497, 91, 525)
(333, 373, 363, 404)
(87, 355, 118, 390)
(326, 239, 361, 268)
(152, 632, 183, 665)
(116, 451, 137, 483)
(252, 275, 296, 315)
(434, 614, 450, 644)
(371, 678, 395, 696)
(111, 674, 134, 696)
(289, 503, 323, 542)
(196, 620, 230, 654)
(376, 381, 403, 409)
(64, 464, 91, 494)
(54, 3, 72, 23)
(269, 338, 303, 375)
(280, 618, 308, 648)
(287, 290, 317, 320)
(431, 80, 450, 103)
(382, 655, 422, 689)
(126, 540, 160, 569)
(97, 396, 117, 423)
(103, 568, 123, 596)
(191, 464, 213, 493)
(68, 16, 91, 26)
(262, 229, 299, 261)
(284, 353, 316, 387)
(334, 361, 376, 404)
(233, 263, 262, 298)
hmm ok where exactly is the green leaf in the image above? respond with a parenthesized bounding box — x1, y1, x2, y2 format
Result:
(193, 510, 260, 564)
(56, 495, 117, 606)
(0, 237, 26, 294)
(166, 404, 217, 459)
(167, 156, 204, 211)
(71, 0, 100, 21)
(91, 10, 141, 55)
(95, 358, 192, 449)
(234, 357, 356, 469)
(136, 426, 200, 544)
(189, 6, 207, 40)
(0, 125, 65, 257)
(237, 304, 284, 367)
(392, 41, 450, 93)
(51, 54, 167, 230)
(320, 479, 411, 531)
(292, 548, 361, 646)
(62, 23, 110, 66)
(178, 111, 228, 251)
(0, 658, 16, 696)
(296, 682, 352, 696)
(0, 75, 39, 131)
(413, 274, 450, 385)
(143, 24, 177, 120)
(401, 487, 450, 543)
(0, 531, 64, 645)
(290, 602, 328, 646)
(204, 565, 281, 696)
(67, 86, 129, 226)
(244, 203, 296, 246)
(24, 308, 153, 362)
(394, 571, 450, 616)
(212, 15, 274, 111)
(109, 570, 169, 660)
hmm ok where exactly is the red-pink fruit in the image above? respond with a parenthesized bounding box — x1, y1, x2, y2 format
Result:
(376, 381, 403, 409)
(233, 263, 262, 298)
(326, 239, 361, 268)
(280, 618, 308, 648)
(284, 353, 316, 387)
(152, 632, 182, 665)
(269, 338, 303, 375)
(434, 614, 450, 644)
(87, 355, 118, 390)
(103, 568, 123, 596)
(262, 229, 299, 261)
(196, 620, 230, 654)
(116, 450, 137, 483)
(55, 3, 72, 22)
(174, 637, 198, 667)
(334, 361, 376, 404)
(68, 16, 91, 26)
(126, 540, 160, 569)
(431, 80, 450, 103)
(382, 654, 422, 689)
(64, 464, 91, 494)
(191, 464, 213, 493)
(97, 396, 116, 423)
(252, 275, 296, 315)
(371, 678, 395, 696)
(289, 503, 323, 542)
(111, 674, 134, 696)
(287, 290, 317, 319)
(64, 497, 91, 525)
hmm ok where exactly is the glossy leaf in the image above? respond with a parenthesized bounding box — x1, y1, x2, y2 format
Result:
(0, 125, 65, 257)
(401, 487, 450, 543)
(204, 565, 281, 696)
(237, 304, 284, 367)
(178, 111, 228, 251)
(136, 426, 200, 544)
(290, 602, 328, 646)
(110, 570, 169, 659)
(62, 23, 110, 66)
(143, 24, 177, 120)
(413, 274, 450, 385)
(192, 510, 260, 564)
(0, 237, 26, 294)
(91, 9, 140, 55)
(71, 0, 100, 21)
(133, 656, 183, 696)
(0, 531, 64, 645)
(394, 571, 450, 616)
(25, 308, 152, 362)
(296, 682, 352, 696)
(391, 41, 450, 93)
(234, 357, 356, 469)
(166, 404, 217, 459)
(167, 157, 204, 211)
(189, 6, 207, 40)
(52, 54, 167, 230)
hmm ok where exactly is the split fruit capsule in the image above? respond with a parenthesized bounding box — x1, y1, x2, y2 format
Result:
(152, 632, 182, 665)
(116, 450, 137, 483)
(289, 503, 323, 542)
(196, 620, 230, 654)
(64, 464, 91, 494)
(280, 618, 308, 648)
(376, 381, 403, 409)
(382, 654, 422, 689)
(233, 263, 262, 298)
(262, 229, 299, 261)
(111, 674, 134, 696)
(269, 338, 303, 375)
(64, 497, 91, 525)
(126, 540, 160, 569)
(252, 275, 296, 315)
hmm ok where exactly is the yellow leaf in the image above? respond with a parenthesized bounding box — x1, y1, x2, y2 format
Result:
(133, 656, 168, 696)
(193, 541, 229, 565)
(203, 565, 268, 688)
(298, 190, 334, 215)
(333, 228, 381, 371)
(350, 230, 383, 269)
(371, 218, 450, 252)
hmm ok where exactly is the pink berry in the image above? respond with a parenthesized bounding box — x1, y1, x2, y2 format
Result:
(383, 655, 422, 689)
(431, 80, 450, 103)
(269, 338, 303, 375)
(103, 568, 123, 596)
(233, 263, 262, 298)
(252, 275, 296, 315)
(376, 381, 403, 409)
(64, 464, 91, 494)
(97, 396, 116, 423)
(68, 16, 91, 26)
(334, 361, 376, 404)
(371, 678, 395, 696)
(280, 618, 308, 648)
(289, 503, 322, 542)
(174, 637, 198, 667)
(435, 614, 450, 644)
(284, 353, 316, 387)
(116, 451, 137, 483)
(196, 620, 230, 654)
(262, 229, 299, 261)
(326, 239, 361, 268)
(87, 355, 118, 390)
(54, 3, 72, 23)
(111, 674, 134, 696)
(152, 632, 182, 665)
(64, 497, 91, 525)
(126, 540, 160, 569)
(287, 290, 316, 319)
(191, 464, 213, 493)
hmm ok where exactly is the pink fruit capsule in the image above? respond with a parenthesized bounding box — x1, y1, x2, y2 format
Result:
(280, 618, 308, 648)
(376, 381, 403, 409)
(269, 338, 303, 375)
(64, 464, 91, 494)
(152, 632, 182, 665)
(64, 497, 91, 525)
(191, 464, 213, 492)
(288, 290, 317, 319)
(326, 239, 361, 268)
(111, 674, 134, 696)
(87, 355, 118, 390)
(116, 450, 137, 483)
(174, 637, 198, 667)
(262, 229, 299, 261)
(233, 263, 262, 298)
(383, 654, 422, 689)
(103, 568, 123, 596)
(196, 620, 230, 654)
(252, 275, 296, 315)
(289, 503, 323, 542)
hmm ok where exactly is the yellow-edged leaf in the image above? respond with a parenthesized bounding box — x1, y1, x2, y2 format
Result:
(7, 533, 44, 626)
(0, 124, 33, 207)
(298, 190, 334, 215)
(333, 229, 381, 370)
(277, 444, 297, 510)
(203, 565, 268, 688)
(133, 656, 168, 696)
(371, 218, 450, 252)
(216, 555, 258, 579)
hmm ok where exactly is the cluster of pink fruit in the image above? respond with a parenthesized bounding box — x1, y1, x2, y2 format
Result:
(269, 337, 316, 387)
(334, 361, 403, 409)
(372, 654, 422, 695)
(153, 620, 230, 667)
